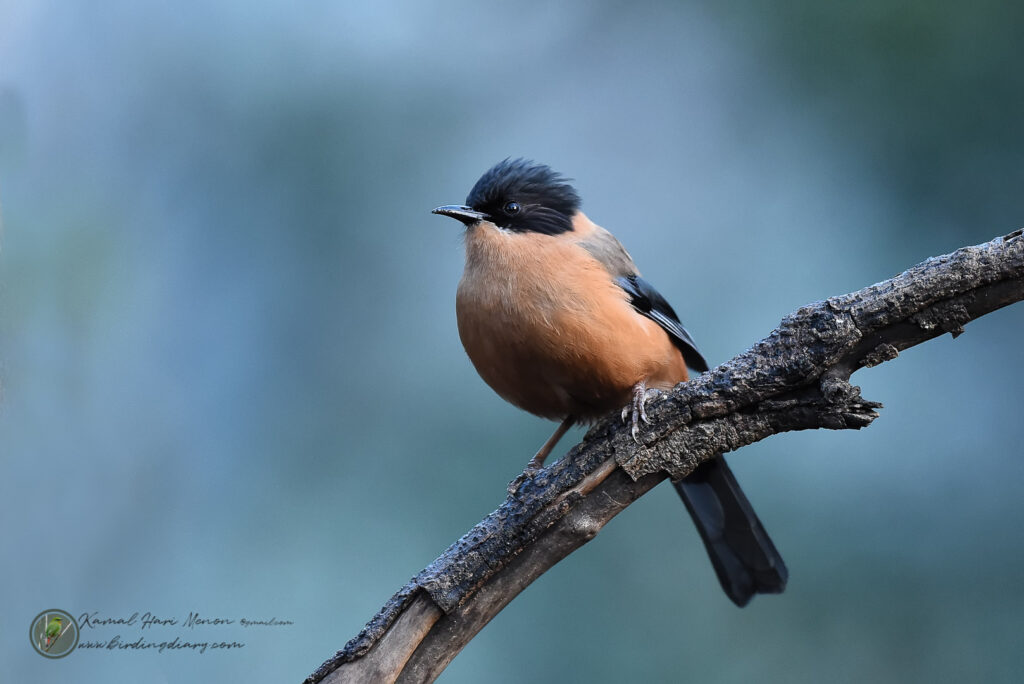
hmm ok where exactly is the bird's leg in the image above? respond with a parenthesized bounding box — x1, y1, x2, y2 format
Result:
(528, 415, 575, 469)
(622, 380, 658, 442)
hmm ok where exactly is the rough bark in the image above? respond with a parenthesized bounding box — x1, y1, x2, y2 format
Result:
(306, 229, 1024, 684)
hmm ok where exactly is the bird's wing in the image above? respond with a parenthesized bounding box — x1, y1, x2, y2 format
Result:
(577, 224, 640, 280)
(576, 225, 709, 372)
(615, 274, 709, 372)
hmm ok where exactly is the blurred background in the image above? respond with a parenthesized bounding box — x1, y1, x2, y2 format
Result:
(2, 1, 1023, 682)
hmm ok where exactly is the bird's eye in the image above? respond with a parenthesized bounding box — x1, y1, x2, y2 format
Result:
(503, 201, 521, 216)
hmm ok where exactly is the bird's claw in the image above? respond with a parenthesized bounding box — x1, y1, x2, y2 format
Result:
(622, 381, 658, 443)
(508, 467, 537, 495)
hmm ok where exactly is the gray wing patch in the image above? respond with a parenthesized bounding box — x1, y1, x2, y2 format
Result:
(579, 223, 709, 372)
(578, 225, 639, 279)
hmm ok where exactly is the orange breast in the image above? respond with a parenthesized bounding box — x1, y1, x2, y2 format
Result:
(456, 221, 688, 421)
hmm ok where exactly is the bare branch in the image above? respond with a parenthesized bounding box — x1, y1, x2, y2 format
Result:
(306, 229, 1024, 684)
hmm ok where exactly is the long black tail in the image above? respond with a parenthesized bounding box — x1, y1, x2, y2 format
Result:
(673, 457, 788, 607)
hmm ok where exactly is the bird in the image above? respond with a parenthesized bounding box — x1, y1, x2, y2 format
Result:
(44, 615, 63, 649)
(432, 158, 787, 607)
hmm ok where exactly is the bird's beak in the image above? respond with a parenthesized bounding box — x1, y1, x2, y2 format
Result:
(432, 205, 491, 226)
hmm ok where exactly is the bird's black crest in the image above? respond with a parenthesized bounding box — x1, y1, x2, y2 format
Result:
(466, 158, 581, 235)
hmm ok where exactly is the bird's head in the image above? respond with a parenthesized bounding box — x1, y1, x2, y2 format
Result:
(433, 158, 580, 235)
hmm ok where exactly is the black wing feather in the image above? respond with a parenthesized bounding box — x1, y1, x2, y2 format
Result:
(616, 275, 709, 372)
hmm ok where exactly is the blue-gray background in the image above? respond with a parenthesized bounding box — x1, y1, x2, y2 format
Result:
(2, 2, 1023, 682)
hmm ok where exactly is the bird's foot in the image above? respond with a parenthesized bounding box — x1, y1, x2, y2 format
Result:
(509, 417, 575, 495)
(621, 381, 660, 442)
(508, 460, 549, 495)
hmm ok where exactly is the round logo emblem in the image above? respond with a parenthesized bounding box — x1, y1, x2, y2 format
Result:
(30, 609, 79, 658)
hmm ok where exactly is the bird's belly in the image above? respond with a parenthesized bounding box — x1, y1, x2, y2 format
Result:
(456, 271, 686, 420)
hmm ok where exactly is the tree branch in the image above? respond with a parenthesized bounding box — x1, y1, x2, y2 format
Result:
(306, 229, 1024, 684)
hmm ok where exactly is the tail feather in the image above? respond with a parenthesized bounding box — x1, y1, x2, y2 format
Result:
(673, 457, 788, 607)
